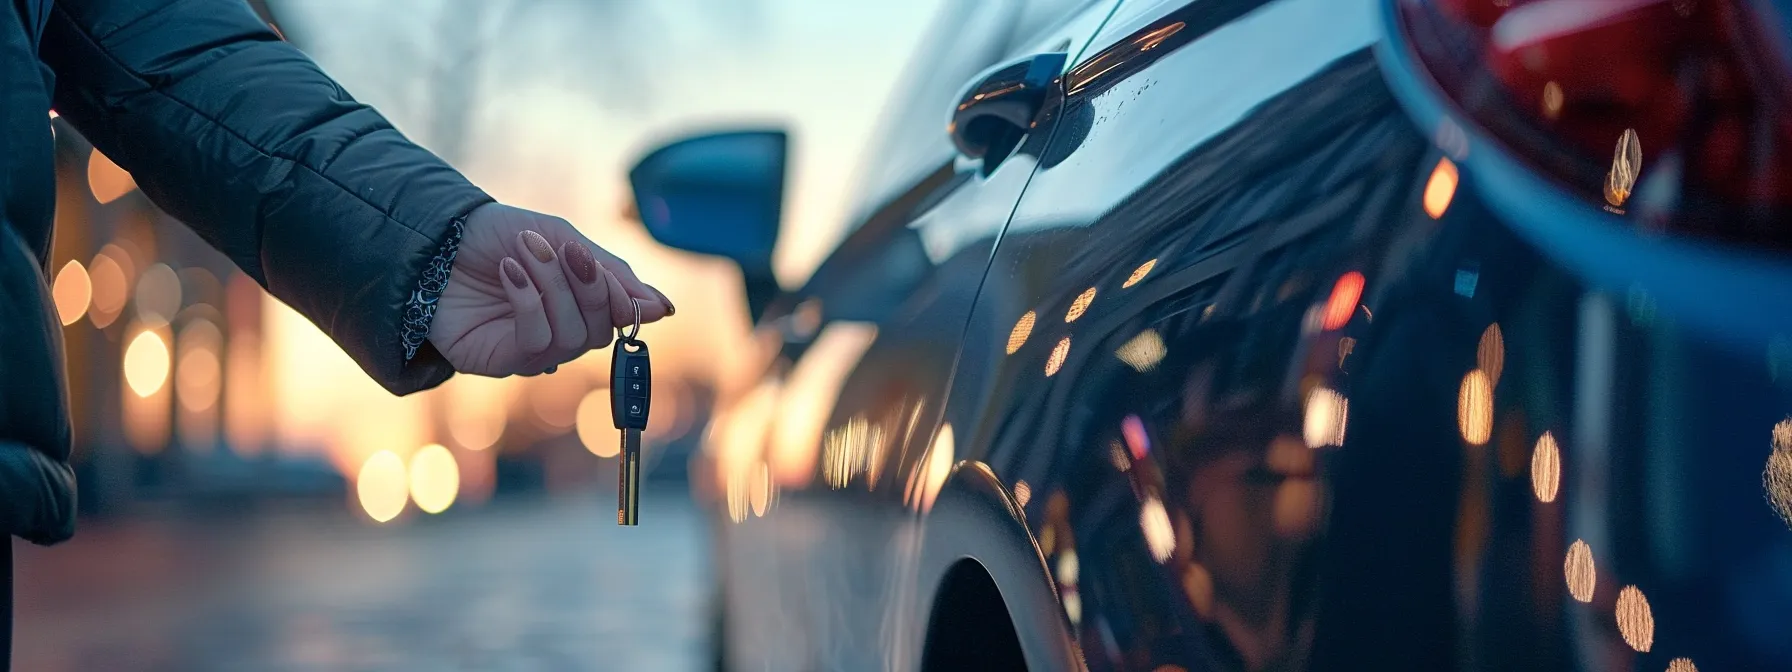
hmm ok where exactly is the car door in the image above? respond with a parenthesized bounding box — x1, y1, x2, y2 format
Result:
(932, 0, 1401, 669)
(714, 2, 1121, 670)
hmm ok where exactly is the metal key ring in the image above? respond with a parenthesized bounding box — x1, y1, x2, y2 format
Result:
(618, 297, 641, 342)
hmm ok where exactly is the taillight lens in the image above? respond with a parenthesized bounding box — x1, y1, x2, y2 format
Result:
(1399, 0, 1792, 250)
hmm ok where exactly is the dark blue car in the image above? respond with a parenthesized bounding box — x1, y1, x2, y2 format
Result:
(629, 0, 1792, 669)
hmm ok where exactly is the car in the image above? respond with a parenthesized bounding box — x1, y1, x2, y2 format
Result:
(627, 0, 1792, 669)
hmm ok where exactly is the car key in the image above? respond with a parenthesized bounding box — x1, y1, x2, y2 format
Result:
(610, 299, 650, 525)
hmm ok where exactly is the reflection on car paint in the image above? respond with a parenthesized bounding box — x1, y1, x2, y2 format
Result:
(1115, 329, 1166, 373)
(1531, 431, 1560, 503)
(1565, 538, 1596, 604)
(1009, 310, 1038, 355)
(1458, 369, 1494, 445)
(1614, 584, 1654, 652)
(1068, 286, 1099, 322)
(1424, 156, 1459, 219)
(1768, 418, 1792, 529)
(1605, 128, 1642, 211)
(1124, 258, 1158, 288)
(1047, 337, 1073, 377)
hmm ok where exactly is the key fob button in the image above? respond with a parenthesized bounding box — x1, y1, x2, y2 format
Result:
(625, 379, 646, 395)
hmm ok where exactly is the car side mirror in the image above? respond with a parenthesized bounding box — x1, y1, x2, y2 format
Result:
(627, 129, 787, 322)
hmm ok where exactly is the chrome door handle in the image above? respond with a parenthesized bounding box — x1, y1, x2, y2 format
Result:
(948, 52, 1068, 163)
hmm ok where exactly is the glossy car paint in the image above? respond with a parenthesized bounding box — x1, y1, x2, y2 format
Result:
(707, 0, 1792, 669)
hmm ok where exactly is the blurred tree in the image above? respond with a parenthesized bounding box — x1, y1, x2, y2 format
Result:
(268, 0, 763, 166)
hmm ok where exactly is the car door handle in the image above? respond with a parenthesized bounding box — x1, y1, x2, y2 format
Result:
(948, 52, 1068, 164)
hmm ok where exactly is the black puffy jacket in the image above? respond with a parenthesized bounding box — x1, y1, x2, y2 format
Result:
(1, 0, 489, 662)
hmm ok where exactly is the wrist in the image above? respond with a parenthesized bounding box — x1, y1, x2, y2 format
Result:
(401, 213, 469, 362)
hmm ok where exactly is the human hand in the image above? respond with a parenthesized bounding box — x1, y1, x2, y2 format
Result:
(427, 203, 674, 376)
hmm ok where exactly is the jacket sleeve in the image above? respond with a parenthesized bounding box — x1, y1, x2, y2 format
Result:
(0, 442, 75, 545)
(41, 0, 493, 395)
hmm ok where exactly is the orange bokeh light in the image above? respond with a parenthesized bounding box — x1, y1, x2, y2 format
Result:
(1322, 272, 1365, 331)
(1424, 157, 1458, 219)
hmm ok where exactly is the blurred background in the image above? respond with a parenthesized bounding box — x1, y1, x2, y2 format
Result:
(16, 0, 942, 668)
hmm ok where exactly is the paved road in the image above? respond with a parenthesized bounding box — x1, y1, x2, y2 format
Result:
(12, 491, 713, 671)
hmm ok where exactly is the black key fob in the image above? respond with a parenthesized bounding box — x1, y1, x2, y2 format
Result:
(610, 338, 651, 430)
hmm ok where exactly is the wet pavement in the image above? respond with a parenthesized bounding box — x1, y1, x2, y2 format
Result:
(12, 490, 712, 671)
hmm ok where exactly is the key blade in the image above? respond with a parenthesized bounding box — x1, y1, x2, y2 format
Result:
(617, 428, 641, 526)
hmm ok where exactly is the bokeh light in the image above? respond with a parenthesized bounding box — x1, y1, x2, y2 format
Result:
(408, 444, 460, 514)
(1458, 369, 1494, 445)
(87, 250, 128, 328)
(1066, 287, 1097, 323)
(1615, 585, 1654, 652)
(176, 320, 223, 413)
(918, 423, 954, 512)
(1139, 497, 1174, 563)
(726, 467, 750, 524)
(749, 461, 771, 517)
(1766, 418, 1792, 529)
(1565, 539, 1595, 603)
(1007, 311, 1035, 355)
(123, 324, 173, 454)
(1605, 128, 1642, 208)
(1478, 323, 1505, 386)
(446, 374, 511, 451)
(1531, 431, 1560, 503)
(1542, 81, 1564, 120)
(1115, 329, 1165, 372)
(771, 323, 878, 486)
(1273, 479, 1320, 539)
(51, 260, 91, 326)
(1423, 156, 1458, 219)
(528, 371, 582, 430)
(1123, 259, 1157, 288)
(1321, 272, 1364, 330)
(134, 263, 182, 327)
(1122, 415, 1150, 460)
(357, 451, 409, 523)
(1046, 337, 1070, 377)
(124, 329, 171, 398)
(1303, 386, 1349, 448)
(1182, 563, 1215, 618)
(87, 148, 137, 204)
(577, 389, 620, 457)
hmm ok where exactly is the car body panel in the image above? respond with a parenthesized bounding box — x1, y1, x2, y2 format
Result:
(715, 0, 1792, 669)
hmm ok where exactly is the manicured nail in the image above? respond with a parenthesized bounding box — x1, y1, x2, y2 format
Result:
(564, 241, 598, 285)
(502, 257, 529, 288)
(654, 287, 676, 316)
(520, 230, 555, 263)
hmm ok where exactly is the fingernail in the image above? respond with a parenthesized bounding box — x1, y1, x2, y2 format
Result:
(520, 230, 555, 263)
(565, 241, 598, 285)
(654, 287, 676, 316)
(502, 257, 529, 288)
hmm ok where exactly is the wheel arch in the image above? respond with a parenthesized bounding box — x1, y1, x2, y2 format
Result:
(916, 461, 1082, 672)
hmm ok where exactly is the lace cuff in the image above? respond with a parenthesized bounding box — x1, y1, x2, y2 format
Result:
(401, 215, 466, 361)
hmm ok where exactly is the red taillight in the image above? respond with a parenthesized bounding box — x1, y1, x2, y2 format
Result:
(1400, 0, 1792, 249)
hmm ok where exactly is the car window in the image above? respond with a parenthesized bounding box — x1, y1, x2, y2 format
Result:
(1008, 0, 1101, 49)
(845, 0, 1019, 228)
(841, 0, 1105, 242)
